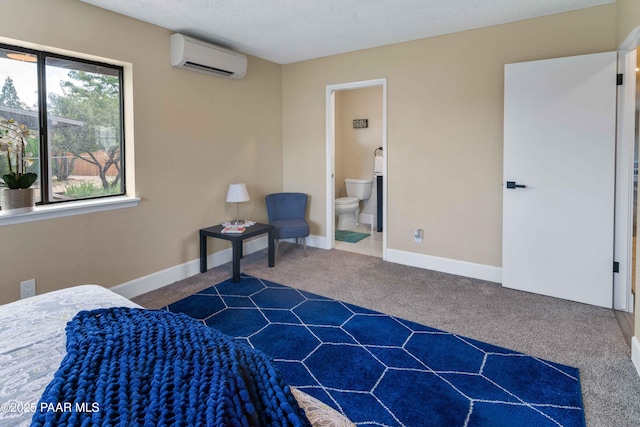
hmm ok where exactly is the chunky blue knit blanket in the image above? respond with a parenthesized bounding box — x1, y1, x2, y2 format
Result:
(31, 307, 311, 427)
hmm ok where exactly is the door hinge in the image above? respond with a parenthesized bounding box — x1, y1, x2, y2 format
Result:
(613, 261, 620, 273)
(617, 74, 623, 86)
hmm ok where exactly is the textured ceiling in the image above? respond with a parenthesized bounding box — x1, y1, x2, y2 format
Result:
(80, 0, 614, 64)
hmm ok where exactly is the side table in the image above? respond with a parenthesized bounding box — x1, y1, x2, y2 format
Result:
(199, 223, 275, 282)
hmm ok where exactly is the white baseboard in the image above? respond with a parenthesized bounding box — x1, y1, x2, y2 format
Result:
(110, 235, 269, 299)
(110, 258, 201, 300)
(359, 213, 374, 226)
(111, 235, 501, 300)
(386, 248, 502, 283)
(279, 234, 328, 250)
(306, 233, 328, 249)
(632, 336, 640, 378)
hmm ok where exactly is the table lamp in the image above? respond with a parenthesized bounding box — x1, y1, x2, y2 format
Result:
(226, 183, 250, 225)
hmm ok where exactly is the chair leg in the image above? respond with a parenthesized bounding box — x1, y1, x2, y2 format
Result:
(302, 237, 307, 257)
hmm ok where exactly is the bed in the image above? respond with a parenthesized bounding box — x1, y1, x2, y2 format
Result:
(0, 285, 354, 427)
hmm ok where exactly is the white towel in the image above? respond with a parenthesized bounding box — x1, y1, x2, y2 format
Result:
(374, 155, 383, 174)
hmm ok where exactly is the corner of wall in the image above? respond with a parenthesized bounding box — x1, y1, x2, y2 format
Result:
(110, 236, 269, 299)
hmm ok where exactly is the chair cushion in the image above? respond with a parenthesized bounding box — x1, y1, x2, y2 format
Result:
(271, 219, 310, 239)
(266, 193, 308, 221)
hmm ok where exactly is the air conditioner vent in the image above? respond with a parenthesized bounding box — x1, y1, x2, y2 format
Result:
(170, 34, 247, 79)
(184, 61, 234, 77)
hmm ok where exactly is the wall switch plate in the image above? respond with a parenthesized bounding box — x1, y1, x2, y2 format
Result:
(414, 228, 423, 243)
(20, 279, 36, 299)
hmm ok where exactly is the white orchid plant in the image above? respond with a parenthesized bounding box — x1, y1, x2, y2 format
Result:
(0, 117, 37, 189)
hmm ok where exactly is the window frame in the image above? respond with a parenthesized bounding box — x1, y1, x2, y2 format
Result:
(0, 42, 127, 206)
(38, 51, 127, 205)
(0, 40, 138, 225)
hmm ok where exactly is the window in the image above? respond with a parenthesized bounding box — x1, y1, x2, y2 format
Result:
(0, 44, 125, 205)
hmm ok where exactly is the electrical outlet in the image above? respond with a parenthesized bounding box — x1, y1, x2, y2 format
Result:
(20, 279, 36, 299)
(414, 228, 423, 243)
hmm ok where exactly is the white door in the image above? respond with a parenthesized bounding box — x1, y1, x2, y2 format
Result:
(502, 52, 617, 308)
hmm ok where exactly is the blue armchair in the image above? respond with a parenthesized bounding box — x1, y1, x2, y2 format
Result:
(265, 192, 310, 258)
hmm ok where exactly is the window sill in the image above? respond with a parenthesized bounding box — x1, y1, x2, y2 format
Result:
(0, 196, 140, 227)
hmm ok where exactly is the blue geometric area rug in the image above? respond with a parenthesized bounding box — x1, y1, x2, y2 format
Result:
(167, 275, 586, 427)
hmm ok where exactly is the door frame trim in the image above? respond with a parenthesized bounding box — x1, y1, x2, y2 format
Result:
(614, 46, 637, 312)
(325, 78, 387, 257)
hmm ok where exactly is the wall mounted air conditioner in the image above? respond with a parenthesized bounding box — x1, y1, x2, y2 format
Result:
(170, 33, 247, 79)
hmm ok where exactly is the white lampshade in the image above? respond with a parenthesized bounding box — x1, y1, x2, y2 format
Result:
(226, 183, 250, 203)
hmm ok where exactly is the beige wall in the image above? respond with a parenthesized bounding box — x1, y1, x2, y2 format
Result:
(334, 92, 343, 199)
(0, 1, 631, 306)
(617, 0, 640, 46)
(335, 87, 383, 198)
(282, 4, 617, 267)
(0, 0, 283, 304)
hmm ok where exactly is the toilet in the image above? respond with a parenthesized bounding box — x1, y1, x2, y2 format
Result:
(335, 178, 372, 230)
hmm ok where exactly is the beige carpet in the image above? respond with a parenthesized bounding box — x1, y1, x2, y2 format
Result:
(133, 243, 640, 427)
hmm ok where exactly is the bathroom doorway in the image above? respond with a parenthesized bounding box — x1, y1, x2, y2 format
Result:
(326, 79, 387, 258)
(613, 38, 639, 314)
(612, 31, 640, 350)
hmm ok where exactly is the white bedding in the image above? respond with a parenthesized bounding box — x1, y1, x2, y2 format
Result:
(0, 285, 354, 427)
(0, 285, 139, 427)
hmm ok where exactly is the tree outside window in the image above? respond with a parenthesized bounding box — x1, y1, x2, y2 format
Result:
(0, 44, 125, 204)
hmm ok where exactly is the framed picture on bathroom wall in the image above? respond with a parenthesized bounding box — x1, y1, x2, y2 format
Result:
(353, 119, 368, 128)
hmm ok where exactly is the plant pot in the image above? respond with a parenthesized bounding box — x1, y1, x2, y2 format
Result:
(0, 187, 35, 214)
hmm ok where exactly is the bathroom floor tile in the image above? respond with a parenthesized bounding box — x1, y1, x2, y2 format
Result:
(335, 223, 382, 258)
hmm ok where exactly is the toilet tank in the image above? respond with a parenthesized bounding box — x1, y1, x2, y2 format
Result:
(345, 178, 372, 200)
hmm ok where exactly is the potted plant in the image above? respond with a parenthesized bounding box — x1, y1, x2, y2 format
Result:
(0, 117, 37, 213)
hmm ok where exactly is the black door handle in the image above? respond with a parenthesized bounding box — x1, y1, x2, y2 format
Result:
(506, 181, 526, 189)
